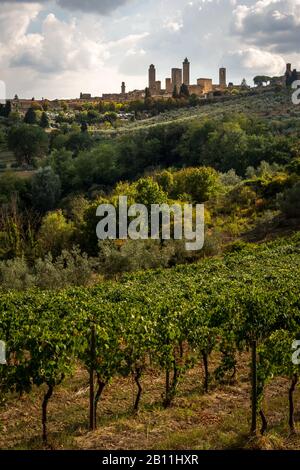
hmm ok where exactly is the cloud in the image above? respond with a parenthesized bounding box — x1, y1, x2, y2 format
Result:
(232, 0, 300, 53)
(1, 12, 108, 74)
(223, 47, 286, 78)
(1, 0, 298, 99)
(0, 0, 132, 15)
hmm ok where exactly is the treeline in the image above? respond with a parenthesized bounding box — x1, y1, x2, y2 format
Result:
(4, 112, 300, 188)
(1, 157, 300, 275)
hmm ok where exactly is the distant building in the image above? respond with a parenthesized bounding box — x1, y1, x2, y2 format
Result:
(79, 58, 230, 103)
(197, 78, 213, 93)
(165, 78, 172, 94)
(172, 68, 183, 93)
(149, 64, 156, 92)
(80, 92, 92, 99)
(219, 67, 226, 88)
(183, 58, 190, 86)
(285, 63, 300, 86)
(155, 81, 161, 94)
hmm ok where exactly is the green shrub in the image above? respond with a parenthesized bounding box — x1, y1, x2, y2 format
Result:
(277, 182, 300, 218)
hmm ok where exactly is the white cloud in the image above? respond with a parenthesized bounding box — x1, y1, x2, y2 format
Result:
(0, 0, 132, 15)
(232, 0, 300, 53)
(224, 47, 286, 77)
(0, 0, 298, 98)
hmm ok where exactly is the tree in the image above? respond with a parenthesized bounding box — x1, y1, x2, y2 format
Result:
(31, 166, 61, 212)
(3, 100, 11, 117)
(188, 94, 199, 107)
(180, 83, 190, 98)
(40, 112, 49, 128)
(8, 124, 49, 166)
(38, 210, 74, 256)
(145, 87, 151, 99)
(66, 131, 93, 155)
(81, 122, 88, 133)
(134, 177, 168, 206)
(24, 107, 37, 124)
(241, 78, 248, 88)
(278, 182, 300, 218)
(172, 85, 179, 99)
(253, 76, 271, 87)
(173, 167, 220, 203)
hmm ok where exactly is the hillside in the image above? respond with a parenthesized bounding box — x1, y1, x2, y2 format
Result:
(94, 89, 299, 136)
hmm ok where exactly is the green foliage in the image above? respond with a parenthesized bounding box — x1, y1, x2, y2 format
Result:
(37, 210, 74, 256)
(0, 235, 299, 439)
(31, 167, 61, 212)
(24, 107, 37, 125)
(40, 112, 50, 129)
(8, 124, 49, 166)
(66, 131, 93, 156)
(278, 181, 300, 218)
(172, 167, 220, 202)
(134, 177, 168, 206)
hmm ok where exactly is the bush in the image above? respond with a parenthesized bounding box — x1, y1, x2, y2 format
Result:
(0, 258, 34, 291)
(31, 167, 61, 213)
(277, 182, 300, 218)
(172, 167, 220, 202)
(38, 210, 74, 256)
(35, 248, 93, 289)
(97, 239, 175, 277)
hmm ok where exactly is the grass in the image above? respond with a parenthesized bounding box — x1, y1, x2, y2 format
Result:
(1, 353, 300, 450)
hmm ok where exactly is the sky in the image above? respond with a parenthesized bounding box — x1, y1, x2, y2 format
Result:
(0, 0, 299, 99)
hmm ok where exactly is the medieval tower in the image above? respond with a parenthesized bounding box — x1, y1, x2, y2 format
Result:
(219, 67, 227, 88)
(172, 68, 182, 93)
(149, 64, 156, 91)
(183, 58, 190, 86)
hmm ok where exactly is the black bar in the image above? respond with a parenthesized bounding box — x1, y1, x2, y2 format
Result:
(0, 450, 300, 467)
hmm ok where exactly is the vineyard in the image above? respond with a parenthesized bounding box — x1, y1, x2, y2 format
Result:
(0, 233, 299, 449)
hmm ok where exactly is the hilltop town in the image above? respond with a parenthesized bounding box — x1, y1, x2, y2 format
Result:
(8, 60, 299, 116)
(101, 59, 228, 102)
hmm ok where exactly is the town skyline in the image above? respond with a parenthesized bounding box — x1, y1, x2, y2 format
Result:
(0, 0, 299, 100)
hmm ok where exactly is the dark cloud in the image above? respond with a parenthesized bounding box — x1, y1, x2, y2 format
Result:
(232, 0, 300, 54)
(0, 0, 131, 15)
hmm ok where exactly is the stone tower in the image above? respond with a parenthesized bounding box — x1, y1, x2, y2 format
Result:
(285, 63, 292, 86)
(219, 67, 226, 88)
(149, 64, 156, 91)
(121, 82, 126, 94)
(183, 58, 190, 86)
(171, 68, 182, 93)
(165, 78, 172, 94)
